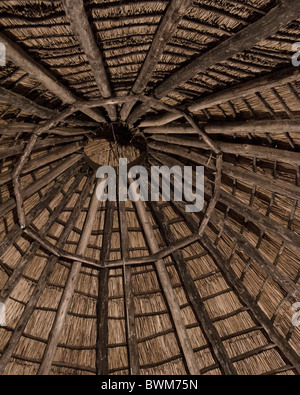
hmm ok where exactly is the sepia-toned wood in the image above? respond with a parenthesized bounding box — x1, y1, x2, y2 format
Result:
(0, 86, 53, 119)
(129, 1, 300, 123)
(0, 32, 106, 123)
(0, 123, 92, 137)
(149, 133, 300, 166)
(140, 67, 300, 127)
(149, 142, 300, 199)
(12, 106, 78, 228)
(0, 142, 85, 187)
(96, 200, 116, 375)
(149, 200, 237, 375)
(130, 178, 200, 375)
(0, 168, 84, 303)
(212, 214, 300, 301)
(203, 235, 300, 375)
(0, 136, 84, 161)
(37, 174, 98, 375)
(63, 0, 117, 121)
(118, 200, 140, 375)
(0, 154, 82, 220)
(151, 151, 300, 256)
(120, 0, 193, 121)
(0, 0, 300, 377)
(198, 154, 222, 237)
(171, 200, 300, 375)
(0, 173, 92, 375)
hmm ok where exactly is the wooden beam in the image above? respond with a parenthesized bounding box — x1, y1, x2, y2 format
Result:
(211, 213, 300, 301)
(12, 106, 78, 228)
(0, 171, 85, 304)
(149, 133, 300, 166)
(23, 227, 105, 270)
(0, 142, 85, 187)
(38, 174, 98, 375)
(62, 0, 117, 122)
(0, 32, 106, 123)
(120, 0, 193, 121)
(149, 201, 237, 375)
(150, 151, 300, 255)
(139, 65, 300, 127)
(118, 200, 140, 375)
(0, 86, 53, 119)
(105, 233, 200, 268)
(149, 142, 300, 200)
(0, 87, 98, 127)
(0, 154, 82, 220)
(198, 154, 222, 237)
(171, 200, 300, 374)
(0, 163, 81, 259)
(78, 95, 139, 109)
(96, 200, 115, 375)
(0, 136, 84, 161)
(130, 179, 200, 375)
(0, 123, 92, 137)
(203, 235, 300, 374)
(184, 112, 221, 154)
(156, 2, 300, 97)
(143, 119, 300, 136)
(0, 172, 91, 375)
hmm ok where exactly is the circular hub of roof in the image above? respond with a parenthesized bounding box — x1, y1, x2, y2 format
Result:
(83, 123, 148, 170)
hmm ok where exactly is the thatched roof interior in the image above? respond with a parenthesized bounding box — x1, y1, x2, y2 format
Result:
(0, 0, 299, 376)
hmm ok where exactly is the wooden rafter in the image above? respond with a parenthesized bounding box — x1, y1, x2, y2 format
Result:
(0, 136, 84, 161)
(170, 200, 300, 375)
(12, 106, 78, 229)
(96, 200, 116, 375)
(0, 142, 84, 187)
(151, 151, 300, 256)
(149, 133, 300, 166)
(0, 171, 92, 375)
(0, 86, 98, 127)
(211, 213, 300, 301)
(0, 32, 106, 123)
(118, 200, 140, 375)
(38, 174, 98, 375)
(128, 0, 300, 124)
(0, 154, 82, 220)
(130, 178, 200, 375)
(204, 234, 300, 375)
(0, 162, 80, 258)
(62, 0, 117, 122)
(149, 142, 300, 200)
(143, 118, 300, 137)
(148, 200, 237, 375)
(120, 0, 193, 121)
(0, 166, 84, 303)
(139, 66, 300, 127)
(0, 86, 53, 119)
(105, 232, 200, 269)
(0, 123, 92, 137)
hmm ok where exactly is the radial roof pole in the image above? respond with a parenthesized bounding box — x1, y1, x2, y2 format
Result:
(0, 32, 106, 123)
(170, 199, 300, 375)
(148, 200, 237, 375)
(129, 178, 200, 375)
(96, 200, 116, 375)
(0, 169, 84, 304)
(62, 0, 117, 122)
(0, 171, 93, 375)
(118, 200, 140, 375)
(38, 175, 99, 375)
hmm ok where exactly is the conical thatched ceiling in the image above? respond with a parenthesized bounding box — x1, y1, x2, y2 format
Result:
(0, 0, 300, 376)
